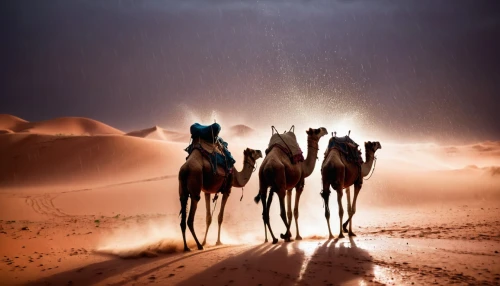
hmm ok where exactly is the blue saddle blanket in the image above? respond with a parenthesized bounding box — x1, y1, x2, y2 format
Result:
(185, 123, 236, 172)
(213, 137, 236, 171)
(190, 123, 221, 142)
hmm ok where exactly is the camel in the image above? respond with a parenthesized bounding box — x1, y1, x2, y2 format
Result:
(321, 140, 381, 238)
(179, 140, 263, 251)
(255, 127, 328, 243)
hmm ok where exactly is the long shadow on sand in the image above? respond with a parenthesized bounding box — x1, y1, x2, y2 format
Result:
(26, 246, 230, 286)
(27, 238, 374, 286)
(177, 237, 374, 286)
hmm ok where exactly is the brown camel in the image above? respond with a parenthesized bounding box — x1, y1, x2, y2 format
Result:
(179, 140, 262, 251)
(255, 127, 328, 243)
(321, 140, 381, 238)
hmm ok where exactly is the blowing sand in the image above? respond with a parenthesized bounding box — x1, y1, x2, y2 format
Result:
(0, 115, 499, 285)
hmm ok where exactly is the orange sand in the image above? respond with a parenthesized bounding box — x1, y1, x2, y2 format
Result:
(0, 114, 499, 285)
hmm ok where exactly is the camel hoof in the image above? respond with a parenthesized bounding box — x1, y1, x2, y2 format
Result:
(201, 241, 206, 246)
(338, 233, 345, 239)
(348, 232, 357, 237)
(296, 235, 303, 240)
(280, 233, 292, 240)
(216, 241, 223, 246)
(184, 247, 191, 252)
(342, 227, 348, 233)
(329, 235, 335, 240)
(264, 239, 269, 243)
(197, 245, 204, 250)
(272, 238, 278, 244)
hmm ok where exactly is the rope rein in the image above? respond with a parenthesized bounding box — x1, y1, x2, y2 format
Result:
(364, 156, 377, 180)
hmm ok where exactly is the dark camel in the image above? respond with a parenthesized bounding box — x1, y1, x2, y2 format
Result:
(321, 141, 381, 238)
(179, 143, 262, 251)
(256, 127, 328, 243)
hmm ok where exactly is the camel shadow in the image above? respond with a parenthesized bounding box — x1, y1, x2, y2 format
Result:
(27, 238, 374, 286)
(25, 246, 228, 286)
(177, 237, 374, 286)
(298, 237, 375, 285)
(25, 254, 161, 286)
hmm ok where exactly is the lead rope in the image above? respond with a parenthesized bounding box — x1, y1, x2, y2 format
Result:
(239, 159, 257, 202)
(364, 156, 377, 180)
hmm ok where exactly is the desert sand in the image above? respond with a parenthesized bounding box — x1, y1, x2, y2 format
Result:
(1, 114, 499, 285)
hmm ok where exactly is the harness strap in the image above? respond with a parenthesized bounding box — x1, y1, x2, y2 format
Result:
(266, 144, 304, 164)
(271, 126, 297, 163)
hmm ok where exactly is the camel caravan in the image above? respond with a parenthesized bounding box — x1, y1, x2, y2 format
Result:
(178, 123, 381, 251)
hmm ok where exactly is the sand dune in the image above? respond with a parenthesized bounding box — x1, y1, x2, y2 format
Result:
(15, 117, 123, 135)
(228, 124, 255, 138)
(0, 114, 28, 131)
(0, 114, 123, 135)
(126, 126, 190, 143)
(0, 129, 14, 134)
(0, 133, 186, 189)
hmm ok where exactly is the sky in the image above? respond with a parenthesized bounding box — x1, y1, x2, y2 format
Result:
(1, 0, 499, 143)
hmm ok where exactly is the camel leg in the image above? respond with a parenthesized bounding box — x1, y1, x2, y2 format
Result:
(321, 181, 334, 239)
(216, 192, 229, 245)
(278, 192, 292, 242)
(348, 185, 361, 236)
(201, 193, 212, 246)
(344, 186, 352, 234)
(261, 192, 268, 243)
(180, 193, 190, 251)
(262, 190, 278, 244)
(286, 189, 293, 236)
(187, 198, 203, 250)
(294, 185, 304, 240)
(336, 189, 345, 238)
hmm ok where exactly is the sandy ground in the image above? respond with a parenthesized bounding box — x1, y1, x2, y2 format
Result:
(1, 180, 499, 286)
(1, 115, 499, 285)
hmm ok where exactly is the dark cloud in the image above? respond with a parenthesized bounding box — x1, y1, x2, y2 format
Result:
(1, 0, 499, 142)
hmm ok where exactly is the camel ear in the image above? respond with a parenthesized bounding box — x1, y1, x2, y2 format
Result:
(306, 128, 312, 135)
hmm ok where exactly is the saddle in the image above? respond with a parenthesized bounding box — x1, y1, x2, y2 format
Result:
(325, 136, 363, 165)
(265, 131, 304, 164)
(190, 122, 221, 142)
(185, 123, 236, 195)
(185, 123, 235, 172)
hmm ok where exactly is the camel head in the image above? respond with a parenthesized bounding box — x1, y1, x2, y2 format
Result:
(243, 148, 263, 163)
(364, 141, 382, 154)
(306, 127, 328, 141)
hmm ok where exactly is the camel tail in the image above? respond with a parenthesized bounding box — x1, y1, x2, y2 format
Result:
(254, 166, 274, 204)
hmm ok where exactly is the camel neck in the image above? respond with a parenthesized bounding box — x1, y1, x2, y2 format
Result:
(365, 152, 375, 163)
(233, 157, 255, 188)
(303, 137, 320, 177)
(307, 138, 319, 150)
